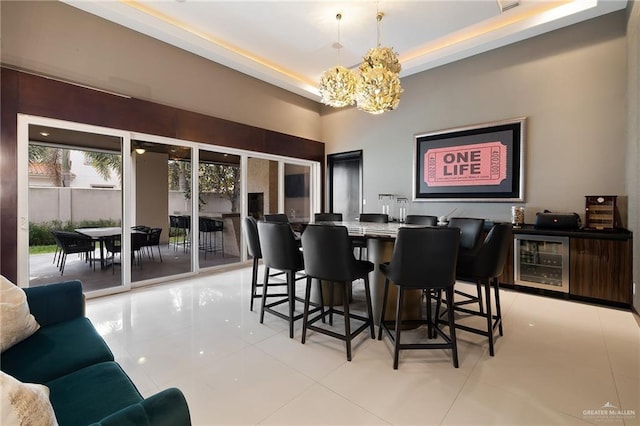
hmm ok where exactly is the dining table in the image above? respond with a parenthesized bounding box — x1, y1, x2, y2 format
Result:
(314, 220, 428, 325)
(75, 227, 123, 270)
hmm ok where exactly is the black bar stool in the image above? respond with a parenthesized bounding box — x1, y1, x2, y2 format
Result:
(404, 215, 437, 226)
(243, 217, 287, 311)
(378, 227, 460, 369)
(438, 223, 513, 356)
(258, 221, 321, 338)
(448, 218, 485, 312)
(300, 224, 375, 361)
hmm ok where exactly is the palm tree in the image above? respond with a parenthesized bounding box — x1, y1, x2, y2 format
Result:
(28, 145, 70, 187)
(82, 151, 121, 182)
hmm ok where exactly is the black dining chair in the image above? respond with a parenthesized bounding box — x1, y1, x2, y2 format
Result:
(51, 230, 95, 276)
(314, 212, 343, 222)
(243, 217, 287, 311)
(264, 214, 290, 223)
(404, 215, 437, 226)
(258, 221, 321, 338)
(447, 217, 486, 312)
(378, 227, 460, 369)
(438, 223, 513, 356)
(353, 213, 390, 260)
(301, 224, 375, 361)
(359, 213, 389, 223)
(142, 227, 163, 262)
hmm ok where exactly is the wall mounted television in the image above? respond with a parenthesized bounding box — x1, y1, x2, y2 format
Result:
(285, 173, 306, 198)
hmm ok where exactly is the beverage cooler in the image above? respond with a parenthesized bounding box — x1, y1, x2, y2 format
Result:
(514, 234, 569, 293)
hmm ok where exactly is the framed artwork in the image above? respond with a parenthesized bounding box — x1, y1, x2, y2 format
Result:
(413, 117, 526, 202)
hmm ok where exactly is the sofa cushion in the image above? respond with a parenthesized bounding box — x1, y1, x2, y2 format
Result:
(1, 275, 40, 352)
(0, 371, 58, 426)
(0, 317, 113, 384)
(47, 362, 142, 426)
(88, 388, 191, 426)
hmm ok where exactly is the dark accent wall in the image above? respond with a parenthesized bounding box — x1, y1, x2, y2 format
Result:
(0, 67, 325, 282)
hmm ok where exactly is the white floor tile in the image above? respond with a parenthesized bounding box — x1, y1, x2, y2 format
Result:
(84, 266, 640, 426)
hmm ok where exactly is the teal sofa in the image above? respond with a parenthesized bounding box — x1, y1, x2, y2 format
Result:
(0, 280, 191, 426)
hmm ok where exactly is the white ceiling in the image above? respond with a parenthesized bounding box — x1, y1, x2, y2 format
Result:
(63, 0, 627, 102)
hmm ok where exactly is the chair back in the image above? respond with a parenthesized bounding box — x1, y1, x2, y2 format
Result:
(385, 227, 459, 289)
(147, 228, 162, 245)
(258, 221, 303, 272)
(301, 224, 357, 282)
(448, 218, 485, 252)
(359, 213, 389, 223)
(104, 235, 121, 253)
(243, 217, 262, 259)
(314, 212, 343, 222)
(177, 215, 191, 230)
(467, 223, 513, 279)
(264, 214, 289, 223)
(404, 215, 437, 226)
(131, 232, 147, 250)
(52, 231, 93, 254)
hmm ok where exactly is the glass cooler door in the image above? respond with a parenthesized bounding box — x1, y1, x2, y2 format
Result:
(514, 235, 569, 293)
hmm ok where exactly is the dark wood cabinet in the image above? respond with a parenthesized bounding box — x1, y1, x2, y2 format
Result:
(569, 237, 633, 304)
(497, 226, 632, 307)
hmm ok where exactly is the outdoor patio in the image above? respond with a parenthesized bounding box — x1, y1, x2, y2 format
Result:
(29, 243, 241, 292)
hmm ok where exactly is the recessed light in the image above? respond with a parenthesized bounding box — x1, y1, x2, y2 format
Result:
(40, 132, 50, 137)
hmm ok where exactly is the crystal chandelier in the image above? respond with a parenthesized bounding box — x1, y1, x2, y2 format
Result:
(356, 12, 403, 114)
(318, 11, 402, 114)
(318, 14, 357, 107)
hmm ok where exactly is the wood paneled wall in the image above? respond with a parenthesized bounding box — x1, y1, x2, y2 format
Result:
(0, 67, 324, 282)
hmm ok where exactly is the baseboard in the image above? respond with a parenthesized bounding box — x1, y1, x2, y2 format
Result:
(633, 306, 640, 328)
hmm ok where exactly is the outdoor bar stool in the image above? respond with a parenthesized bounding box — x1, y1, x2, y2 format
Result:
(301, 224, 375, 361)
(258, 221, 321, 338)
(437, 223, 513, 356)
(447, 218, 486, 313)
(378, 227, 460, 369)
(199, 217, 223, 259)
(243, 217, 287, 311)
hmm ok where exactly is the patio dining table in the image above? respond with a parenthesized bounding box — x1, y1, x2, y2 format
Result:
(75, 227, 123, 270)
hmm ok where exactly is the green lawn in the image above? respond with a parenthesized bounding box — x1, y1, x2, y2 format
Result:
(30, 245, 57, 255)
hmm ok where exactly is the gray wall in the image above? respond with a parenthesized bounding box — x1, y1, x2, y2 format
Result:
(321, 11, 628, 226)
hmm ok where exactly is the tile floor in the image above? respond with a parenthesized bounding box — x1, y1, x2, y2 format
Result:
(86, 266, 640, 426)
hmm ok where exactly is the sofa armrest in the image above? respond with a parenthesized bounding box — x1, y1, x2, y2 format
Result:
(24, 280, 85, 327)
(89, 388, 191, 426)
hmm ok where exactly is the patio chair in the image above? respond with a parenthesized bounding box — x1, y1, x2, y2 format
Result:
(51, 230, 95, 276)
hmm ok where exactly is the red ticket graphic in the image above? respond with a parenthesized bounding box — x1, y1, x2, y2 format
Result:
(424, 141, 507, 186)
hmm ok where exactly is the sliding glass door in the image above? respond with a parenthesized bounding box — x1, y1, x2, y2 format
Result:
(19, 115, 320, 297)
(20, 117, 130, 295)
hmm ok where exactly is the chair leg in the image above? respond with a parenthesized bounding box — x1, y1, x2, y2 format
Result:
(494, 278, 503, 336)
(343, 282, 352, 361)
(426, 290, 433, 339)
(259, 267, 270, 324)
(377, 278, 391, 340)
(301, 276, 313, 344)
(484, 278, 495, 356)
(328, 282, 334, 326)
(363, 276, 375, 338)
(287, 270, 296, 339)
(393, 287, 405, 369)
(250, 257, 259, 311)
(445, 287, 459, 368)
(59, 253, 67, 276)
(476, 280, 485, 314)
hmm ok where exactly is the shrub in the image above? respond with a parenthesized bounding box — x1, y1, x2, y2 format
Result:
(29, 219, 121, 246)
